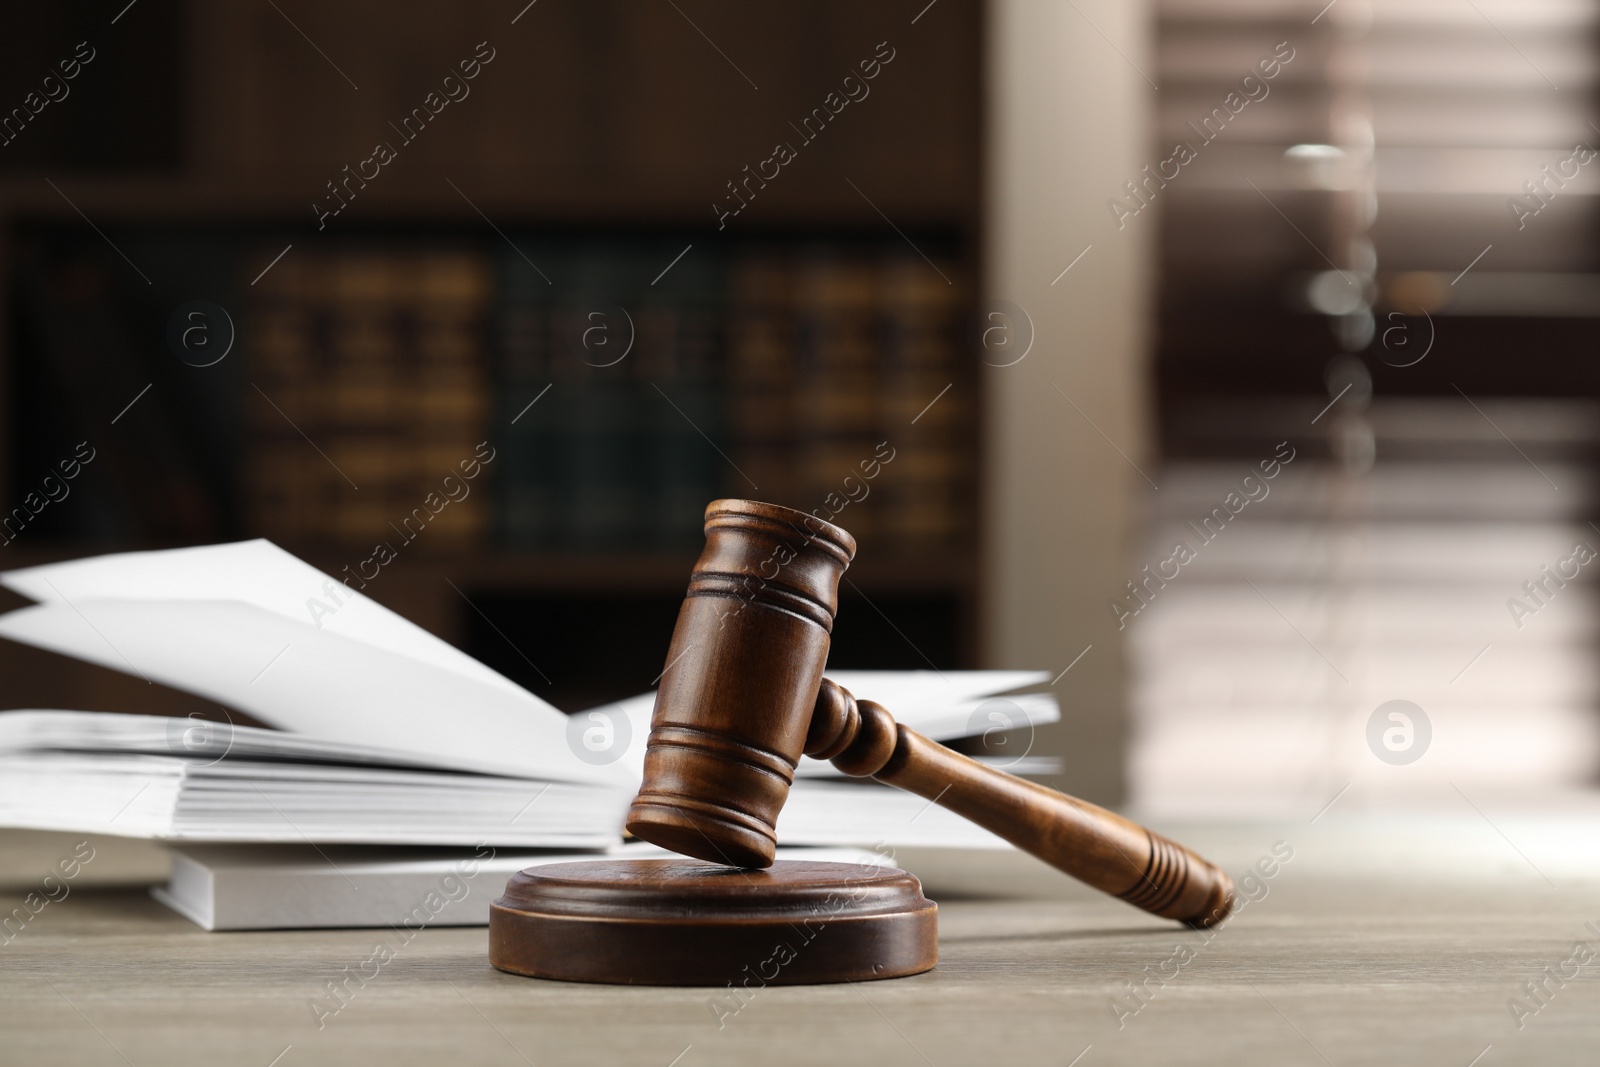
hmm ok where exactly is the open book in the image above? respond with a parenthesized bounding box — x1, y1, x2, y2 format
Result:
(0, 541, 1059, 850)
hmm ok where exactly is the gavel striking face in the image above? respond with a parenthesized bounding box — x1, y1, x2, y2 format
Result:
(626, 500, 1235, 928)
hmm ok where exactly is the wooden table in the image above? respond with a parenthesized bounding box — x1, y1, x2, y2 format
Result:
(2, 816, 1597, 1066)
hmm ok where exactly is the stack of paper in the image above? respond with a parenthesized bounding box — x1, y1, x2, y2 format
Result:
(0, 712, 623, 846)
(0, 541, 1059, 853)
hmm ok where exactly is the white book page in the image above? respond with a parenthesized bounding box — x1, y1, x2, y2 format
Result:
(0, 599, 616, 784)
(0, 709, 536, 773)
(596, 672, 1059, 779)
(822, 670, 1050, 706)
(0, 539, 533, 702)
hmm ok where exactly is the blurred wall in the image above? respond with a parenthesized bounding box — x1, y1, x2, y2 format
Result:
(983, 0, 1155, 804)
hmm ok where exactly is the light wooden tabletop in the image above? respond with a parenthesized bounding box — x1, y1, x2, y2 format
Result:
(2, 817, 1597, 1066)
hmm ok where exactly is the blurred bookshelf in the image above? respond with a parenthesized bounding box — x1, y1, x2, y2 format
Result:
(0, 0, 983, 711)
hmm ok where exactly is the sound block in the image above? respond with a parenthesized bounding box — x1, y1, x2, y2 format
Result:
(489, 859, 937, 986)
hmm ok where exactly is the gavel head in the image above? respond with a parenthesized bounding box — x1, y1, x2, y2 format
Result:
(625, 499, 856, 868)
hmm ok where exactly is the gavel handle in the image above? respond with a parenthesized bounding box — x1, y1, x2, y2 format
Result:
(809, 685, 1234, 928)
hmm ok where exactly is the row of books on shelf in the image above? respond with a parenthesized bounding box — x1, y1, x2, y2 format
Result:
(19, 234, 973, 553)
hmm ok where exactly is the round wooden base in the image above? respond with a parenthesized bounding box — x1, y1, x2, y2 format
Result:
(489, 859, 938, 986)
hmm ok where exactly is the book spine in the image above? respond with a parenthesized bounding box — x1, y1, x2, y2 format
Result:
(326, 250, 400, 548)
(794, 250, 881, 545)
(409, 250, 493, 549)
(727, 251, 797, 514)
(496, 246, 559, 550)
(880, 252, 969, 549)
(559, 245, 639, 550)
(246, 250, 320, 546)
(641, 245, 725, 550)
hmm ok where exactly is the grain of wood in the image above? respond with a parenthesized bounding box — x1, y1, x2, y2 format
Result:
(4, 819, 1599, 1066)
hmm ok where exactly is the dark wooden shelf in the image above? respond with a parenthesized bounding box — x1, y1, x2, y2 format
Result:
(0, 179, 976, 231)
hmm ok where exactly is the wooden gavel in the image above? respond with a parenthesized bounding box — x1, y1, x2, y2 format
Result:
(626, 500, 1235, 928)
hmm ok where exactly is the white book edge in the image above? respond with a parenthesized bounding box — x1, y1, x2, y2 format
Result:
(151, 842, 897, 930)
